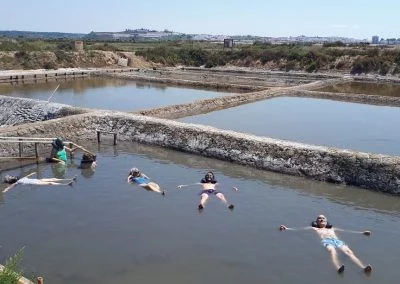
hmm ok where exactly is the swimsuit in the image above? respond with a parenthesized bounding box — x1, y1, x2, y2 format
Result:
(16, 177, 42, 185)
(131, 176, 149, 185)
(321, 238, 345, 248)
(200, 189, 220, 196)
(56, 148, 67, 162)
(199, 179, 219, 195)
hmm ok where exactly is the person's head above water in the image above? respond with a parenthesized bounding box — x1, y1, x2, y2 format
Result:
(204, 171, 215, 182)
(316, 214, 328, 228)
(52, 138, 64, 151)
(81, 153, 95, 164)
(129, 168, 141, 177)
(3, 174, 19, 184)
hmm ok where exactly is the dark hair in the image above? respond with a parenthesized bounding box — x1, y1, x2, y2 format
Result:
(3, 174, 19, 184)
(81, 153, 95, 164)
(311, 221, 333, 229)
(52, 138, 64, 151)
(201, 171, 217, 184)
(129, 168, 140, 177)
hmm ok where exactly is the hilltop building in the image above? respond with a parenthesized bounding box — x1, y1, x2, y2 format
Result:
(372, 35, 379, 44)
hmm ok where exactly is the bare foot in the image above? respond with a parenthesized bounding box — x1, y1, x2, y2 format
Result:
(337, 265, 345, 274)
(364, 265, 372, 273)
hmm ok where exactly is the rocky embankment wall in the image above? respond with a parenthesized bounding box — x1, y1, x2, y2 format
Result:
(0, 95, 89, 126)
(1, 111, 399, 194)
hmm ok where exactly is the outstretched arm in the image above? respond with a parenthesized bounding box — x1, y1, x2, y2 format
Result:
(279, 225, 313, 231)
(334, 228, 371, 236)
(2, 183, 17, 193)
(64, 146, 75, 153)
(25, 172, 36, 178)
(177, 183, 201, 189)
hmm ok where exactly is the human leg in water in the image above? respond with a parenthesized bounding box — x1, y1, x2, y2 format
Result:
(215, 192, 234, 210)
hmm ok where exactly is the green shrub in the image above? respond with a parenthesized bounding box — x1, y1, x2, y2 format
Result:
(57, 41, 74, 51)
(379, 61, 391, 75)
(306, 61, 318, 72)
(43, 61, 57, 70)
(0, 249, 24, 284)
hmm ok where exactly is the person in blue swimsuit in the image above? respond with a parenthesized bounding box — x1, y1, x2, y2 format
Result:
(177, 171, 236, 211)
(127, 168, 165, 195)
(3, 172, 77, 193)
(279, 214, 372, 274)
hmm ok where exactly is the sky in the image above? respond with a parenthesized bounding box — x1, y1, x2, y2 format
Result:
(1, 0, 399, 40)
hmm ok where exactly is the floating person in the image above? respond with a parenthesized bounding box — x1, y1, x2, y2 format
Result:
(127, 168, 165, 195)
(279, 214, 372, 274)
(48, 138, 76, 164)
(177, 171, 235, 211)
(2, 172, 77, 193)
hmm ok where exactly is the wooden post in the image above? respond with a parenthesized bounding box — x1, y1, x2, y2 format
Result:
(37, 276, 43, 284)
(34, 143, 39, 158)
(69, 142, 73, 158)
(113, 133, 117, 145)
(97, 131, 101, 144)
(19, 138, 23, 157)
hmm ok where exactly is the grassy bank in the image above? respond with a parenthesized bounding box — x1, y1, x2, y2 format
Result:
(1, 37, 400, 75)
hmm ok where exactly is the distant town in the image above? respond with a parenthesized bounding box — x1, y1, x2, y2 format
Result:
(0, 28, 399, 45)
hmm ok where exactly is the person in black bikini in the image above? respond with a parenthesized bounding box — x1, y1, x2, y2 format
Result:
(177, 171, 235, 211)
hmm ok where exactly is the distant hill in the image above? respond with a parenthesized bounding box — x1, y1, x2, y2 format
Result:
(0, 29, 369, 44)
(0, 30, 85, 39)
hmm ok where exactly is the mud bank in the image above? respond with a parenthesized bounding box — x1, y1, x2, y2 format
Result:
(134, 79, 345, 119)
(1, 111, 399, 194)
(291, 90, 400, 107)
(0, 95, 89, 126)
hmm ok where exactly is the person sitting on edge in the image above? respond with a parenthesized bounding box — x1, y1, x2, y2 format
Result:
(177, 171, 236, 211)
(2, 172, 77, 193)
(49, 138, 76, 164)
(127, 168, 165, 195)
(279, 214, 372, 274)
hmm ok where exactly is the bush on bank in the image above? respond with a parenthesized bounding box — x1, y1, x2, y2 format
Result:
(1, 38, 400, 75)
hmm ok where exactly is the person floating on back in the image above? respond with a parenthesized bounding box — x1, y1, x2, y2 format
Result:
(3, 172, 77, 193)
(127, 168, 165, 195)
(177, 171, 236, 211)
(279, 214, 372, 274)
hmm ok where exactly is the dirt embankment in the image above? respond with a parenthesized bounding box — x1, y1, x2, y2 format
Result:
(0, 51, 155, 70)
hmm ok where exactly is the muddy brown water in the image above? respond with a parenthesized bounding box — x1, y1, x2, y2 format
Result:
(317, 81, 400, 97)
(0, 142, 399, 284)
(0, 77, 231, 111)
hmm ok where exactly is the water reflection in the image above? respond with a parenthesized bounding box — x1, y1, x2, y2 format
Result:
(0, 77, 230, 111)
(179, 97, 400, 156)
(317, 81, 400, 97)
(1, 77, 169, 94)
(1, 141, 399, 284)
(111, 141, 400, 216)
